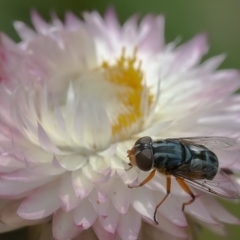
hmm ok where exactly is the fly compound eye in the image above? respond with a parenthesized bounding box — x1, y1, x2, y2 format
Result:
(135, 136, 152, 146)
(136, 148, 153, 171)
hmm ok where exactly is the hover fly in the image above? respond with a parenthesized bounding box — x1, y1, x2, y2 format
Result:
(127, 136, 240, 224)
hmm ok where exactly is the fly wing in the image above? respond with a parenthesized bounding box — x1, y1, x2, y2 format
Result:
(167, 136, 239, 150)
(172, 168, 240, 199)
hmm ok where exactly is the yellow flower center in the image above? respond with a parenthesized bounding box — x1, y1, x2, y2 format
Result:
(101, 48, 153, 137)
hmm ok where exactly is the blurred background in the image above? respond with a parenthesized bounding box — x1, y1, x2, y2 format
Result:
(0, 0, 240, 239)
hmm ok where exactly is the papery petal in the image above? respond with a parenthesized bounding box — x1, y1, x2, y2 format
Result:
(153, 192, 187, 227)
(72, 169, 93, 199)
(93, 218, 116, 240)
(59, 173, 81, 212)
(0, 199, 50, 227)
(99, 203, 119, 233)
(54, 154, 87, 171)
(144, 214, 188, 239)
(17, 181, 61, 219)
(131, 187, 156, 221)
(73, 198, 97, 229)
(110, 179, 131, 214)
(53, 209, 81, 240)
(13, 21, 36, 41)
(117, 207, 141, 240)
(31, 10, 51, 35)
(88, 189, 110, 217)
(0, 176, 55, 198)
(184, 197, 219, 225)
(201, 195, 240, 224)
(138, 15, 165, 53)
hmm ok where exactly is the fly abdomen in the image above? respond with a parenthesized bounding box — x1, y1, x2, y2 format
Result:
(190, 147, 219, 180)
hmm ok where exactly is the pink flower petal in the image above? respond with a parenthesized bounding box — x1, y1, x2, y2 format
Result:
(53, 208, 81, 240)
(144, 214, 188, 239)
(117, 207, 141, 240)
(13, 21, 36, 41)
(153, 192, 187, 227)
(99, 203, 119, 233)
(0, 176, 54, 198)
(110, 179, 131, 214)
(201, 194, 240, 224)
(104, 7, 121, 39)
(0, 199, 51, 227)
(184, 196, 219, 225)
(139, 15, 165, 53)
(17, 181, 61, 219)
(31, 10, 51, 35)
(0, 169, 46, 182)
(59, 173, 81, 212)
(131, 187, 156, 222)
(0, 156, 24, 173)
(88, 188, 110, 217)
(65, 11, 83, 31)
(73, 198, 97, 229)
(82, 163, 110, 183)
(171, 33, 209, 73)
(72, 169, 93, 199)
(92, 219, 116, 240)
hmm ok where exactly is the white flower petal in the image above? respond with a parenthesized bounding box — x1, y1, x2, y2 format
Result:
(201, 194, 240, 224)
(172, 33, 208, 72)
(17, 181, 61, 220)
(0, 199, 50, 227)
(0, 156, 24, 173)
(54, 154, 87, 171)
(13, 21, 36, 41)
(65, 12, 83, 31)
(31, 10, 51, 35)
(73, 198, 97, 229)
(88, 188, 110, 217)
(110, 179, 131, 214)
(131, 187, 156, 221)
(98, 143, 118, 157)
(116, 207, 141, 240)
(53, 208, 81, 240)
(59, 173, 81, 212)
(144, 214, 188, 239)
(153, 192, 187, 227)
(99, 203, 119, 234)
(38, 123, 61, 154)
(93, 218, 116, 240)
(72, 169, 93, 199)
(0, 176, 55, 198)
(138, 15, 165, 53)
(184, 197, 219, 225)
(1, 169, 46, 182)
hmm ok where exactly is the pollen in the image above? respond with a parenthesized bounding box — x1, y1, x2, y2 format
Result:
(101, 48, 153, 137)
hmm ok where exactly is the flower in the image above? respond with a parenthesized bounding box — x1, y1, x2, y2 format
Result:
(0, 7, 240, 240)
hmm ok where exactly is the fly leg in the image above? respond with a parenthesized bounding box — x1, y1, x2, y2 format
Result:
(176, 177, 195, 211)
(128, 169, 156, 188)
(125, 163, 133, 171)
(153, 175, 171, 224)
